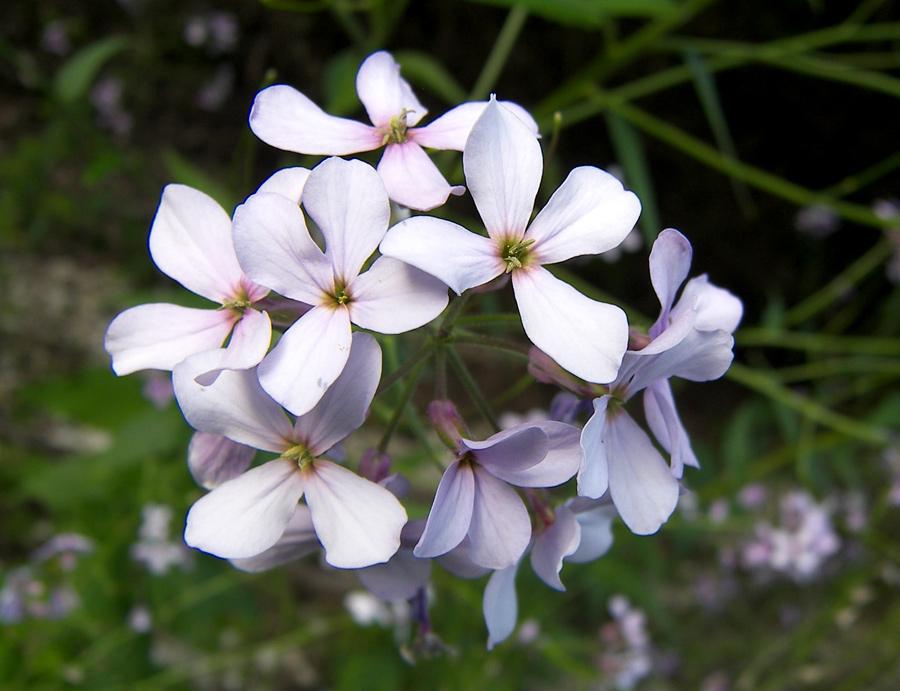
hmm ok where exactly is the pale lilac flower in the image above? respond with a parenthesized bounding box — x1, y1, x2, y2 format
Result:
(414, 414, 582, 571)
(232, 156, 448, 416)
(249, 51, 537, 211)
(737, 482, 769, 509)
(381, 97, 641, 384)
(794, 204, 841, 238)
(196, 64, 234, 111)
(40, 19, 71, 56)
(597, 595, 654, 690)
(90, 77, 132, 135)
(174, 332, 408, 569)
(31, 533, 95, 571)
(131, 504, 193, 576)
(579, 229, 741, 535)
(105, 183, 278, 383)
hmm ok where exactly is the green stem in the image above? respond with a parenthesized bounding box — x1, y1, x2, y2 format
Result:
(736, 327, 900, 356)
(452, 332, 531, 359)
(469, 5, 529, 101)
(446, 346, 500, 432)
(376, 337, 433, 395)
(771, 357, 900, 383)
(377, 356, 426, 453)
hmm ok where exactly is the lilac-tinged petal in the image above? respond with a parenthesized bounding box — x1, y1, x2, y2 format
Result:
(105, 303, 234, 375)
(413, 100, 538, 151)
(635, 297, 697, 357)
(302, 157, 390, 280)
(377, 142, 464, 211)
(461, 426, 549, 482)
(379, 216, 502, 295)
(483, 563, 519, 651)
(187, 431, 255, 490)
(348, 256, 448, 333)
(258, 305, 352, 417)
(627, 328, 735, 393)
(356, 549, 432, 601)
(148, 184, 243, 302)
(255, 166, 311, 204)
(526, 167, 641, 264)
(229, 505, 319, 572)
(643, 379, 699, 477)
(249, 84, 381, 154)
(293, 332, 381, 455)
(414, 460, 476, 559)
(648, 229, 692, 333)
(531, 505, 580, 591)
(356, 51, 426, 127)
(436, 539, 492, 579)
(513, 267, 628, 384)
(567, 502, 616, 564)
(300, 460, 407, 569)
(233, 192, 332, 303)
(677, 275, 744, 334)
(495, 421, 583, 488)
(173, 351, 292, 452)
(579, 396, 611, 499)
(464, 98, 541, 240)
(193, 308, 272, 386)
(605, 411, 680, 535)
(467, 465, 531, 569)
(184, 459, 304, 559)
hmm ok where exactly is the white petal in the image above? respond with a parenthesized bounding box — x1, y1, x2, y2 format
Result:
(193, 308, 272, 385)
(301, 460, 407, 569)
(493, 421, 582, 488)
(627, 328, 735, 393)
(249, 84, 381, 154)
(466, 466, 531, 569)
(648, 228, 692, 331)
(348, 256, 448, 333)
(293, 332, 382, 455)
(377, 142, 464, 212)
(229, 505, 320, 573)
(105, 303, 234, 375)
(605, 411, 680, 535)
(483, 563, 519, 651)
(414, 461, 475, 559)
(148, 184, 243, 302)
(526, 167, 641, 265)
(255, 167, 311, 204)
(379, 216, 502, 295)
(233, 192, 332, 304)
(464, 98, 541, 240)
(578, 397, 611, 499)
(513, 267, 628, 384)
(677, 275, 744, 334)
(356, 51, 426, 127)
(643, 379, 699, 477)
(173, 351, 292, 452)
(567, 502, 617, 564)
(257, 306, 352, 417)
(187, 431, 255, 490)
(356, 549, 432, 601)
(302, 157, 390, 281)
(184, 460, 304, 559)
(414, 100, 539, 151)
(531, 505, 580, 591)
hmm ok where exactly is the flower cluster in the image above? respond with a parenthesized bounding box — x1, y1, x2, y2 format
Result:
(105, 50, 741, 649)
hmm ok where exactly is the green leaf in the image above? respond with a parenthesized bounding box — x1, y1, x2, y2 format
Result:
(163, 149, 235, 212)
(605, 111, 659, 245)
(324, 50, 363, 116)
(464, 0, 676, 27)
(52, 35, 131, 104)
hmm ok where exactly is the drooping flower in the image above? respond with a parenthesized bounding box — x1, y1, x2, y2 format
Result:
(249, 50, 537, 211)
(232, 156, 449, 416)
(380, 97, 641, 384)
(104, 184, 276, 383)
(173, 332, 407, 569)
(414, 401, 582, 570)
(579, 229, 742, 535)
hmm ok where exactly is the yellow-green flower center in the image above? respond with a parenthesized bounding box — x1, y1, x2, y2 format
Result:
(500, 238, 536, 273)
(220, 286, 253, 313)
(380, 109, 414, 145)
(281, 443, 315, 469)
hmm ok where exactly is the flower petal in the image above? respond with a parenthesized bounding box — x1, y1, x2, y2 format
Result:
(566, 501, 616, 564)
(467, 465, 531, 569)
(173, 351, 292, 452)
(377, 142, 464, 211)
(187, 431, 256, 490)
(300, 460, 407, 569)
(356, 549, 432, 601)
(193, 308, 272, 386)
(233, 192, 332, 304)
(347, 256, 448, 333)
(513, 267, 628, 384)
(677, 275, 744, 334)
(293, 331, 382, 455)
(648, 228, 692, 335)
(356, 51, 426, 127)
(148, 184, 244, 302)
(643, 379, 699, 477)
(413, 100, 539, 151)
(255, 166, 311, 204)
(257, 306, 352, 417)
(184, 459, 305, 559)
(460, 425, 549, 481)
(578, 396, 611, 499)
(605, 411, 680, 535)
(105, 303, 234, 376)
(302, 157, 390, 280)
(464, 98, 541, 240)
(491, 421, 582, 488)
(249, 84, 381, 154)
(379, 216, 502, 295)
(526, 167, 641, 265)
(627, 327, 735, 394)
(414, 460, 476, 559)
(229, 505, 320, 572)
(483, 563, 519, 651)
(531, 504, 581, 591)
